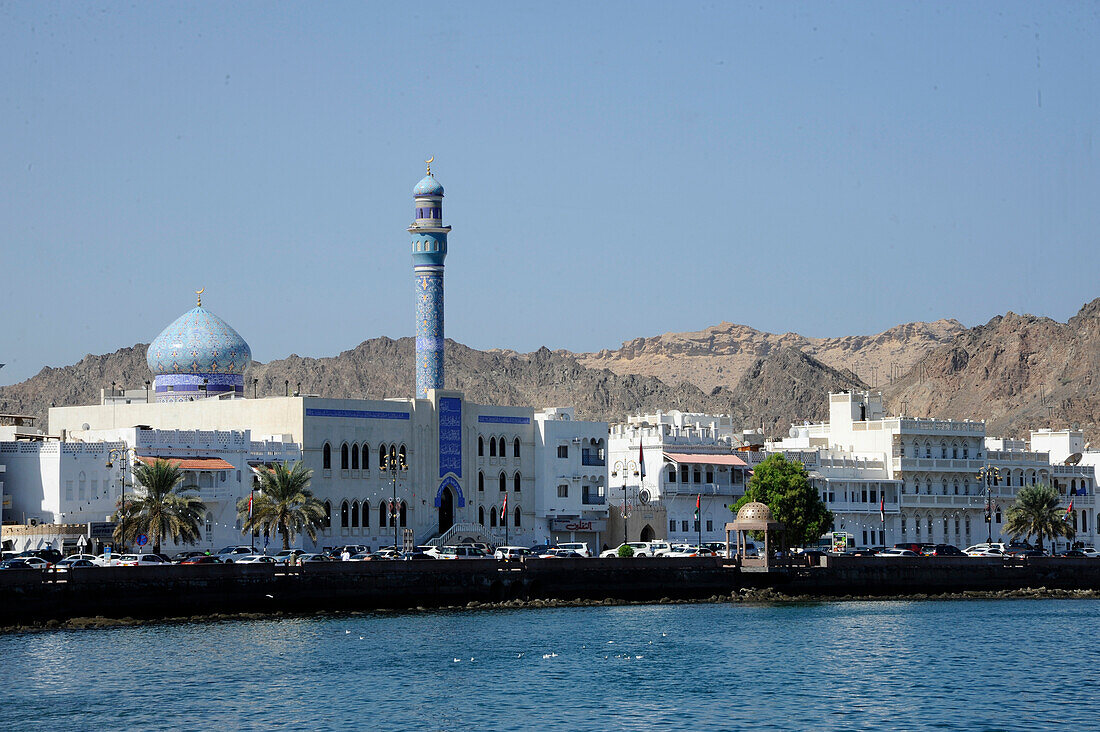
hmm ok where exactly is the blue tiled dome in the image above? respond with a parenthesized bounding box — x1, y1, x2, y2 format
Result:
(146, 306, 252, 376)
(414, 175, 444, 197)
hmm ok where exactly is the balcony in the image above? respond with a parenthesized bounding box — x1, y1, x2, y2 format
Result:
(581, 492, 606, 505)
(581, 453, 606, 467)
(893, 457, 985, 473)
(664, 482, 741, 497)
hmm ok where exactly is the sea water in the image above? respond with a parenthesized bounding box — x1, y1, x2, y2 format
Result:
(3, 599, 1096, 731)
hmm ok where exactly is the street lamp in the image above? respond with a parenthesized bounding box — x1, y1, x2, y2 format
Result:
(977, 464, 1003, 544)
(381, 446, 408, 556)
(105, 446, 138, 552)
(611, 459, 639, 548)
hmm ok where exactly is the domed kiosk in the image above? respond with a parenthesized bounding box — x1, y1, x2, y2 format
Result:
(146, 293, 251, 403)
(725, 501, 786, 569)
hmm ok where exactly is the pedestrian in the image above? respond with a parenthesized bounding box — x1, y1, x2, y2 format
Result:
(341, 548, 350, 562)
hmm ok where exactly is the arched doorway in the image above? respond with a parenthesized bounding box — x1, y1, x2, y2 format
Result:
(439, 487, 454, 534)
(640, 524, 655, 542)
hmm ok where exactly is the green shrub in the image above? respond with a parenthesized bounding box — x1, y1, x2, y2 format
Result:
(617, 544, 635, 558)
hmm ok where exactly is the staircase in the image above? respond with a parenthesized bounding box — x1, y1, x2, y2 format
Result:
(425, 522, 499, 547)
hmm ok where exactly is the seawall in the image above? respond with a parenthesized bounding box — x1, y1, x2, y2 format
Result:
(3, 557, 1100, 627)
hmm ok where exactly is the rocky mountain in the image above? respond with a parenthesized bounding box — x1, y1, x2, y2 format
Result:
(882, 299, 1100, 441)
(574, 318, 965, 392)
(0, 338, 863, 437)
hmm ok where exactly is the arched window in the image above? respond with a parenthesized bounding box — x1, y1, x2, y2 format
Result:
(667, 466, 676, 482)
(340, 501, 349, 528)
(927, 517, 933, 536)
(940, 442, 947, 459)
(351, 444, 359, 470)
(478, 471, 485, 492)
(514, 472, 521, 492)
(205, 512, 213, 538)
(399, 445, 407, 467)
(341, 443, 349, 470)
(399, 501, 407, 527)
(499, 472, 507, 492)
(490, 438, 497, 457)
(514, 506, 521, 527)
(361, 444, 370, 469)
(362, 501, 370, 528)
(513, 438, 521, 457)
(379, 501, 386, 527)
(351, 500, 360, 528)
(323, 501, 332, 528)
(490, 507, 497, 527)
(924, 443, 932, 458)
(479, 506, 485, 525)
(478, 436, 484, 456)
(915, 515, 921, 537)
(323, 443, 332, 470)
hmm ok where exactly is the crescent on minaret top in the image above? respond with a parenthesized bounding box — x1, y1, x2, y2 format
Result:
(425, 156, 434, 174)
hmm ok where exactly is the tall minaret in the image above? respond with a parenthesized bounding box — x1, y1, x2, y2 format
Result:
(409, 158, 451, 398)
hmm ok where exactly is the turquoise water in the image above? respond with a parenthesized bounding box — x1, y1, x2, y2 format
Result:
(3, 600, 1097, 731)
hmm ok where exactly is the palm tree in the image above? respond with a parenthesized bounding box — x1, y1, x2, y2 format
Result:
(114, 458, 206, 554)
(1002, 483, 1075, 552)
(238, 461, 326, 550)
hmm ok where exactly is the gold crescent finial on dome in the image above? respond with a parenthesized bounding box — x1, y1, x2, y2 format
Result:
(196, 287, 204, 307)
(425, 156, 434, 175)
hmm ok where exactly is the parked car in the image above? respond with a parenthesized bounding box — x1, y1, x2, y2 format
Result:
(0, 556, 51, 570)
(1058, 549, 1087, 558)
(437, 546, 488, 559)
(538, 548, 585, 558)
(328, 545, 369, 559)
(299, 553, 333, 563)
(1009, 549, 1045, 559)
(494, 546, 535, 560)
(171, 551, 207, 563)
(966, 548, 1004, 557)
(235, 555, 277, 564)
(116, 554, 169, 567)
(663, 546, 715, 558)
(554, 542, 592, 558)
(19, 549, 63, 564)
(926, 544, 966, 557)
(893, 543, 935, 555)
(876, 548, 919, 558)
(599, 542, 654, 558)
(214, 546, 256, 563)
(400, 551, 434, 561)
(848, 548, 880, 557)
(180, 555, 222, 565)
(55, 556, 98, 570)
(1078, 547, 1100, 558)
(271, 549, 307, 564)
(59, 553, 98, 564)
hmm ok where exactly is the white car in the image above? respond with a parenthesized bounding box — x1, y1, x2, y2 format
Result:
(555, 542, 592, 558)
(494, 546, 535, 559)
(215, 546, 256, 563)
(964, 543, 1008, 555)
(966, 548, 1004, 557)
(116, 554, 170, 567)
(1079, 547, 1100, 558)
(437, 546, 488, 559)
(875, 548, 919, 558)
(234, 555, 276, 564)
(599, 542, 654, 558)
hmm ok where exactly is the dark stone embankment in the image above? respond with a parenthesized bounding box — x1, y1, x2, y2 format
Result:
(3, 556, 1100, 631)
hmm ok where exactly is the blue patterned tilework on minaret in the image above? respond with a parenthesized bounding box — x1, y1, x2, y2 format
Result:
(409, 165, 452, 398)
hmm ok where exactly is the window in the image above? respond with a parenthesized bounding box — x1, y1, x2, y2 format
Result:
(362, 444, 370, 469)
(963, 447, 969, 459)
(379, 502, 386, 527)
(943, 518, 948, 536)
(323, 501, 332, 528)
(681, 521, 689, 532)
(341, 501, 349, 528)
(706, 469, 714, 484)
(901, 517, 907, 534)
(693, 469, 701, 484)
(65, 480, 74, 502)
(362, 501, 369, 528)
(681, 466, 689, 483)
(693, 520, 700, 532)
(954, 518, 960, 535)
(513, 438, 521, 457)
(927, 518, 933, 536)
(478, 471, 485, 492)
(490, 507, 497, 527)
(399, 445, 407, 467)
(78, 471, 86, 500)
(915, 517, 921, 537)
(995, 510, 1002, 523)
(670, 520, 676, 533)
(341, 443, 349, 470)
(379, 444, 388, 470)
(351, 444, 359, 470)
(862, 489, 868, 503)
(499, 472, 507, 492)
(557, 485, 568, 498)
(514, 506, 521, 527)
(351, 501, 360, 528)
(667, 466, 676, 482)
(479, 506, 485, 525)
(870, 490, 877, 504)
(478, 436, 484, 457)
(323, 443, 332, 470)
(490, 438, 497, 457)
(399, 502, 407, 527)
(706, 520, 713, 532)
(557, 445, 568, 459)
(513, 472, 521, 492)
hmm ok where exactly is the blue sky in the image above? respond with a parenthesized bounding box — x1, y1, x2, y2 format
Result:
(2, 2, 1098, 386)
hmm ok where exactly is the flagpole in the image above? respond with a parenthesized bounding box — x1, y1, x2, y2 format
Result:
(697, 493, 702, 549)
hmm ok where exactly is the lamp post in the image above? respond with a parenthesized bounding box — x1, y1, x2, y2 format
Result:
(105, 446, 138, 553)
(382, 446, 408, 556)
(611, 459, 638, 548)
(977, 464, 1003, 544)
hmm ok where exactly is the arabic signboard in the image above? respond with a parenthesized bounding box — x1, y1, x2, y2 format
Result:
(549, 519, 607, 532)
(89, 522, 116, 540)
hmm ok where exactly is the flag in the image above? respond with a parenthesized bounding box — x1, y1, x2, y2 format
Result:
(879, 495, 885, 523)
(501, 494, 508, 522)
(1066, 499, 1074, 517)
(694, 494, 700, 520)
(248, 493, 254, 518)
(638, 440, 646, 479)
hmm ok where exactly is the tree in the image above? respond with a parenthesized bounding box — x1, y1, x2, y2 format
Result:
(114, 458, 206, 554)
(238, 461, 326, 550)
(731, 453, 833, 549)
(1003, 483, 1074, 551)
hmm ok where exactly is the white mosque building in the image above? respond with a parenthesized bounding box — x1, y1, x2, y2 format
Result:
(35, 167, 611, 553)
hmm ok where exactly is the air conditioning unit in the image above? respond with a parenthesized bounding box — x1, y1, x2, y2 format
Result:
(28, 517, 40, 527)
(572, 438, 582, 444)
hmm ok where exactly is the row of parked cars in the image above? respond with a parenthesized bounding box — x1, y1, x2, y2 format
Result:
(843, 542, 1100, 558)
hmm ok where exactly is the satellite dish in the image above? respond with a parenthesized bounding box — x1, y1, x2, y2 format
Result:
(81, 423, 90, 431)
(789, 426, 799, 438)
(1065, 453, 1082, 466)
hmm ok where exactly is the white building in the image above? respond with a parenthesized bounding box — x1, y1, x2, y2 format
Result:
(607, 411, 753, 547)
